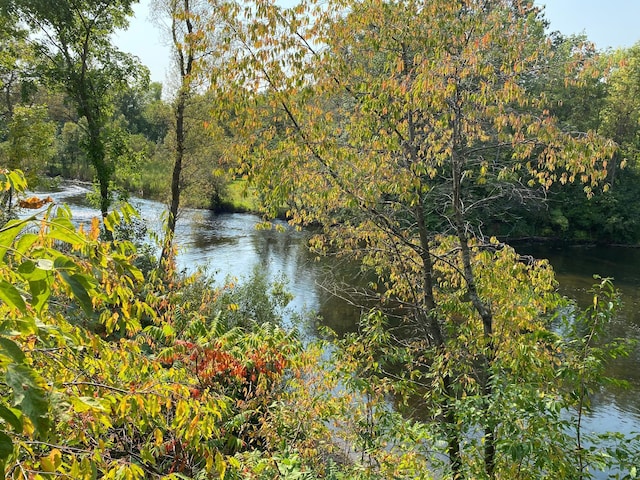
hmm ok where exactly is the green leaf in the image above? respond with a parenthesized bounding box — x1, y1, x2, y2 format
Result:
(0, 220, 26, 263)
(120, 202, 138, 223)
(28, 279, 51, 315)
(53, 255, 77, 271)
(48, 217, 85, 246)
(0, 431, 13, 460)
(18, 260, 38, 278)
(5, 364, 50, 436)
(0, 281, 26, 314)
(0, 404, 23, 432)
(59, 272, 93, 315)
(14, 315, 37, 336)
(70, 396, 110, 413)
(103, 210, 121, 233)
(6, 170, 27, 192)
(14, 233, 39, 257)
(0, 337, 25, 364)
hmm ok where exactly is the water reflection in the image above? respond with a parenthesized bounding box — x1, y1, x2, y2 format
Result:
(176, 210, 363, 337)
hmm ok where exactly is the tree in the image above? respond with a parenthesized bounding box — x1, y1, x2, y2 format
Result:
(0, 13, 38, 126)
(153, 0, 214, 266)
(116, 81, 171, 145)
(212, 0, 619, 476)
(530, 40, 640, 244)
(4, 0, 149, 223)
(0, 105, 56, 185)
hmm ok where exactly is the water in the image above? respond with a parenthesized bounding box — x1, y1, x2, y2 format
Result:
(515, 244, 640, 417)
(35, 183, 362, 337)
(32, 184, 640, 471)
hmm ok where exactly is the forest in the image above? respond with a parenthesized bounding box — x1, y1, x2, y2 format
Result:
(1, 0, 640, 478)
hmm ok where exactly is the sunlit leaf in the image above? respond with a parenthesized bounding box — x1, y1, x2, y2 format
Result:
(0, 281, 26, 314)
(0, 220, 27, 263)
(0, 337, 26, 364)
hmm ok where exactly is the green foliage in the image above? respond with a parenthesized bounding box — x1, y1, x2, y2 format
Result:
(116, 81, 171, 144)
(208, 1, 629, 476)
(543, 176, 640, 243)
(6, 0, 149, 219)
(330, 249, 640, 478)
(0, 172, 346, 478)
(0, 105, 56, 186)
(516, 41, 640, 245)
(556, 277, 638, 477)
(0, 168, 28, 225)
(51, 120, 92, 180)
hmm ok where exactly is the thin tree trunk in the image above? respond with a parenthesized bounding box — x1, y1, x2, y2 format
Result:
(159, 0, 195, 269)
(416, 202, 463, 479)
(85, 116, 112, 240)
(451, 147, 496, 478)
(160, 91, 186, 266)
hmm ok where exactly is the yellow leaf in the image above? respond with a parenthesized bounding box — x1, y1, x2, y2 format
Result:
(40, 448, 61, 473)
(215, 451, 227, 478)
(154, 428, 163, 446)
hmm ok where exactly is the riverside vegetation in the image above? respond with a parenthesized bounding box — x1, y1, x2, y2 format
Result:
(1, 0, 640, 478)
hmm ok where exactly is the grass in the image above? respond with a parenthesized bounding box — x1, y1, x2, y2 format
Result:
(218, 179, 260, 213)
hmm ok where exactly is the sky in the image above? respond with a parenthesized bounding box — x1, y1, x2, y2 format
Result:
(113, 0, 640, 85)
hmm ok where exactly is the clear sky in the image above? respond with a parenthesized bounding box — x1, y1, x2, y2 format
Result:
(539, 0, 640, 49)
(113, 0, 640, 85)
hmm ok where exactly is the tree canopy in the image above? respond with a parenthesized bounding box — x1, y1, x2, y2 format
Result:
(3, 0, 149, 221)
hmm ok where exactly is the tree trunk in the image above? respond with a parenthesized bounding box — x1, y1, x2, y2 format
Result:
(159, 90, 186, 266)
(451, 147, 496, 478)
(159, 0, 195, 270)
(416, 202, 464, 479)
(85, 113, 113, 240)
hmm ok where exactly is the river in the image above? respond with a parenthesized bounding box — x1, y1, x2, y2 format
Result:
(37, 183, 640, 465)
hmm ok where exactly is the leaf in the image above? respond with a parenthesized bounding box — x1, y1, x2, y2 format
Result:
(14, 315, 37, 336)
(17, 262, 51, 314)
(53, 255, 76, 270)
(0, 431, 13, 460)
(120, 202, 138, 223)
(0, 404, 23, 432)
(70, 396, 110, 413)
(0, 219, 26, 263)
(5, 364, 50, 437)
(0, 337, 26, 364)
(18, 196, 53, 209)
(103, 210, 121, 233)
(28, 279, 51, 315)
(5, 170, 27, 192)
(14, 233, 39, 256)
(0, 281, 26, 314)
(48, 217, 85, 246)
(40, 448, 61, 473)
(18, 260, 47, 281)
(59, 272, 93, 315)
